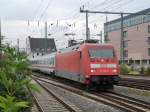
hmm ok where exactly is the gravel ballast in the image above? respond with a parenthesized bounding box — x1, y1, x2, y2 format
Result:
(114, 85, 150, 103)
(40, 81, 123, 112)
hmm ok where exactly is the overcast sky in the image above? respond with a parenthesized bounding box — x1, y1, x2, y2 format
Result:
(1, 0, 150, 49)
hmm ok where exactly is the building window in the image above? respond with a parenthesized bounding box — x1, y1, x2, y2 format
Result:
(135, 60, 140, 65)
(149, 60, 150, 64)
(148, 48, 150, 56)
(104, 35, 109, 42)
(123, 50, 128, 58)
(142, 60, 147, 65)
(123, 31, 128, 38)
(123, 41, 128, 48)
(148, 37, 150, 44)
(148, 25, 150, 33)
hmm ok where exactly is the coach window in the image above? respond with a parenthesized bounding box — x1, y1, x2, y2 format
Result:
(49, 59, 51, 65)
(52, 58, 54, 65)
(46, 59, 48, 64)
(48, 59, 49, 64)
(49, 58, 53, 65)
(42, 60, 44, 64)
(45, 59, 47, 64)
(51, 58, 54, 65)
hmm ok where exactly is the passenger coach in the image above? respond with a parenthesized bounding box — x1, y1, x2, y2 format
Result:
(30, 52, 56, 74)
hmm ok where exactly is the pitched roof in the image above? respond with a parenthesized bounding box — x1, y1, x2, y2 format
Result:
(28, 37, 57, 52)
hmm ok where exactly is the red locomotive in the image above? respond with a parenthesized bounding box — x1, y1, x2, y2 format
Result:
(30, 43, 120, 90)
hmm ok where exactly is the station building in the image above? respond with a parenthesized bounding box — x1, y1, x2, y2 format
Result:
(104, 8, 150, 68)
(26, 36, 57, 58)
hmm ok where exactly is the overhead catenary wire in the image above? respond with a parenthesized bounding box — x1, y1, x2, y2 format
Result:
(32, 0, 45, 21)
(60, 0, 95, 21)
(72, 0, 120, 28)
(80, 0, 124, 25)
(89, 0, 113, 10)
(30, 0, 117, 37)
(28, 0, 139, 45)
(86, 0, 135, 25)
(29, 0, 90, 38)
(39, 0, 54, 20)
(54, 0, 133, 40)
(43, 0, 94, 36)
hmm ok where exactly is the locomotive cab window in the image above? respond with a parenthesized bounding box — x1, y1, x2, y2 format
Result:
(89, 49, 114, 58)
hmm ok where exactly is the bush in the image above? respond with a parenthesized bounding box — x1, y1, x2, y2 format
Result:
(0, 45, 39, 111)
(144, 67, 150, 76)
(120, 64, 130, 75)
(140, 66, 144, 74)
(0, 95, 28, 112)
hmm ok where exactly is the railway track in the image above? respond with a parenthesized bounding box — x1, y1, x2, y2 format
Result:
(31, 92, 45, 112)
(33, 75, 150, 112)
(93, 92, 150, 112)
(119, 78, 150, 90)
(31, 80, 81, 112)
(31, 102, 41, 112)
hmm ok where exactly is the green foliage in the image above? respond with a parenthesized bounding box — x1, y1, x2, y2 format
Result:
(21, 77, 40, 93)
(120, 64, 130, 75)
(0, 45, 39, 111)
(0, 46, 31, 80)
(140, 66, 144, 74)
(0, 70, 39, 97)
(144, 67, 150, 75)
(0, 95, 28, 112)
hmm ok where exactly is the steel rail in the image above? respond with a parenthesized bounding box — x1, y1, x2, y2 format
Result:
(33, 75, 150, 112)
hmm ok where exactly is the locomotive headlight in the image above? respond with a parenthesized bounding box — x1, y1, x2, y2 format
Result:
(112, 69, 117, 73)
(91, 69, 95, 73)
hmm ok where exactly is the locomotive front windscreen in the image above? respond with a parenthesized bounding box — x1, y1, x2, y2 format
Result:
(89, 49, 114, 58)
